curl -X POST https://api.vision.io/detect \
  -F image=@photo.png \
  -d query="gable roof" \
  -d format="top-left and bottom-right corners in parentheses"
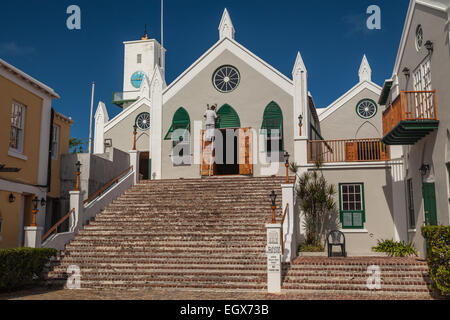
top-left (0, 58), bottom-right (59, 99)
top-left (163, 37), bottom-right (293, 103)
top-left (104, 96), bottom-right (151, 133)
top-left (392, 0), bottom-right (449, 77)
top-left (318, 81), bottom-right (382, 122)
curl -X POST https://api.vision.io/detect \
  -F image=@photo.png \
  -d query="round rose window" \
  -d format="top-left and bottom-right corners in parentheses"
top-left (213, 65), bottom-right (240, 93)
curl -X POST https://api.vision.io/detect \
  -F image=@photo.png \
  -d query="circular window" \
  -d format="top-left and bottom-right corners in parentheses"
top-left (135, 112), bottom-right (150, 130)
top-left (356, 99), bottom-right (377, 119)
top-left (416, 25), bottom-right (423, 51)
top-left (213, 65), bottom-right (240, 93)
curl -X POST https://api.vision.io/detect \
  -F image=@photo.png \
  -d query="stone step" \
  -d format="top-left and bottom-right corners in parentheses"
top-left (83, 225), bottom-right (266, 231)
top-left (63, 245), bottom-right (266, 254)
top-left (47, 273), bottom-right (266, 283)
top-left (282, 284), bottom-right (431, 293)
top-left (76, 231), bottom-right (266, 237)
top-left (57, 252), bottom-right (266, 260)
top-left (46, 279), bottom-right (267, 290)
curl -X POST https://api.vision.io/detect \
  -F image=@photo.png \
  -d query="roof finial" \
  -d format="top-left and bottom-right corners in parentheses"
top-left (358, 54), bottom-right (372, 82)
top-left (219, 8), bottom-right (235, 40)
top-left (141, 24), bottom-right (149, 40)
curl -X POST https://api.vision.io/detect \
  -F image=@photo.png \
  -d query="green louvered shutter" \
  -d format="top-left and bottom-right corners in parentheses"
top-left (261, 102), bottom-right (283, 133)
top-left (164, 107), bottom-right (190, 140)
top-left (216, 104), bottom-right (241, 128)
top-left (261, 102), bottom-right (283, 151)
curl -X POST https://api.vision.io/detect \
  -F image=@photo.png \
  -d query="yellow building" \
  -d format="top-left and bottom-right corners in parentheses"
top-left (0, 58), bottom-right (73, 248)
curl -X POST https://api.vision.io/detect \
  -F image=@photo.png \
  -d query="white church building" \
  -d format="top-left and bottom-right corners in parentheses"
top-left (91, 6), bottom-right (446, 256)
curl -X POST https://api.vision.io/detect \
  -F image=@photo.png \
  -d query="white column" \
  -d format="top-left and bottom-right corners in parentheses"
top-left (24, 226), bottom-right (43, 248)
top-left (150, 66), bottom-right (163, 179)
top-left (281, 184), bottom-right (296, 262)
top-left (266, 223), bottom-right (282, 293)
top-left (129, 150), bottom-right (140, 184)
top-left (292, 52), bottom-right (310, 176)
top-left (390, 158), bottom-right (408, 241)
top-left (69, 190), bottom-right (83, 231)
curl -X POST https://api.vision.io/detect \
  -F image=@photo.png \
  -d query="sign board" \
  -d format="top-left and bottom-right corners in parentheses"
top-left (267, 254), bottom-right (281, 273)
top-left (266, 245), bottom-right (281, 254)
top-left (268, 230), bottom-right (279, 245)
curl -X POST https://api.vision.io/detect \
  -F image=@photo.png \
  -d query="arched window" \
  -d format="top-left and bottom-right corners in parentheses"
top-left (164, 107), bottom-right (190, 140)
top-left (215, 104), bottom-right (241, 128)
top-left (164, 107), bottom-right (191, 165)
top-left (261, 101), bottom-right (283, 153)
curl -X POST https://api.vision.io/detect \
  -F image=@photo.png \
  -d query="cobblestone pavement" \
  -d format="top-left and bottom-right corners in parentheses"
top-left (0, 287), bottom-right (436, 300)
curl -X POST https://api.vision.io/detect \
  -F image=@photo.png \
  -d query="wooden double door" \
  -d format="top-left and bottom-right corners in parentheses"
top-left (201, 128), bottom-right (253, 176)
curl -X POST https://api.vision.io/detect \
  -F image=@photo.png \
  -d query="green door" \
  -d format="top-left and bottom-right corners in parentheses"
top-left (422, 182), bottom-right (437, 226)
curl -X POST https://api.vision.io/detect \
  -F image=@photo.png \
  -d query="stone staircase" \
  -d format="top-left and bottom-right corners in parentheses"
top-left (46, 176), bottom-right (432, 297)
top-left (46, 176), bottom-right (284, 290)
top-left (282, 257), bottom-right (432, 296)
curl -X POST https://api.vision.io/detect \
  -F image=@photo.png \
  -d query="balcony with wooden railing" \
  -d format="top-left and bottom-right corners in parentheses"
top-left (307, 138), bottom-right (390, 164)
top-left (382, 90), bottom-right (439, 145)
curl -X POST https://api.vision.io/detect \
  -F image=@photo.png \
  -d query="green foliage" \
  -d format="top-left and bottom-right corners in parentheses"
top-left (422, 225), bottom-right (450, 296)
top-left (69, 137), bottom-right (87, 154)
top-left (299, 243), bottom-right (324, 253)
top-left (296, 167), bottom-right (337, 247)
top-left (0, 247), bottom-right (57, 292)
top-left (288, 161), bottom-right (298, 175)
top-left (371, 239), bottom-right (418, 257)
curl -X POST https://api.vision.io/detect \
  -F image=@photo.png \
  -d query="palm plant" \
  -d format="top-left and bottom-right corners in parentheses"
top-left (291, 162), bottom-right (337, 247)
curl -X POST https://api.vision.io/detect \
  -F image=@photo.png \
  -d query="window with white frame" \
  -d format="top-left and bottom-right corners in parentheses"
top-left (9, 102), bottom-right (26, 153)
top-left (413, 58), bottom-right (432, 91)
top-left (339, 183), bottom-right (365, 229)
top-left (51, 125), bottom-right (60, 160)
top-left (413, 59), bottom-right (433, 118)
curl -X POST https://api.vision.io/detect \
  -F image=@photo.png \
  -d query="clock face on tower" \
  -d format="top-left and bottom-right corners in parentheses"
top-left (130, 71), bottom-right (146, 88)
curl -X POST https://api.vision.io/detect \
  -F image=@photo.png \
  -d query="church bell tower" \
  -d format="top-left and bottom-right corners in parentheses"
top-left (118, 28), bottom-right (164, 107)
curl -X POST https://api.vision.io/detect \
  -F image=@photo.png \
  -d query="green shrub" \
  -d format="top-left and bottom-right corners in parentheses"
top-left (0, 247), bottom-right (57, 292)
top-left (299, 243), bottom-right (325, 253)
top-left (422, 225), bottom-right (450, 296)
top-left (371, 239), bottom-right (418, 257)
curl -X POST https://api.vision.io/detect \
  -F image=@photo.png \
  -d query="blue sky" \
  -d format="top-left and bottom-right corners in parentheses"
top-left (0, 0), bottom-right (409, 144)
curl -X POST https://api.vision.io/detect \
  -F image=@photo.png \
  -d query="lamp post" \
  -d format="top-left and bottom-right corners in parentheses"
top-left (31, 196), bottom-right (39, 227)
top-left (75, 161), bottom-right (82, 191)
top-left (270, 190), bottom-right (277, 224)
top-left (424, 40), bottom-right (433, 55)
top-left (419, 164), bottom-right (430, 177)
top-left (298, 114), bottom-right (303, 136)
top-left (133, 124), bottom-right (138, 151)
top-left (402, 67), bottom-right (410, 80)
top-left (284, 151), bottom-right (290, 184)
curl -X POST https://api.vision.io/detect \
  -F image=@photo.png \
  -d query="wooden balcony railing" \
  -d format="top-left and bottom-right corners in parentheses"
top-left (307, 138), bottom-right (390, 163)
top-left (383, 90), bottom-right (438, 136)
top-left (42, 208), bottom-right (75, 242)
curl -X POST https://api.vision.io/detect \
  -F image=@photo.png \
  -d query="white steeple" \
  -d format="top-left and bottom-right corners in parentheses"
top-left (93, 101), bottom-right (109, 154)
top-left (292, 51), bottom-right (307, 76)
top-left (219, 8), bottom-right (235, 40)
top-left (292, 51), bottom-right (309, 141)
top-left (358, 54), bottom-right (372, 82)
